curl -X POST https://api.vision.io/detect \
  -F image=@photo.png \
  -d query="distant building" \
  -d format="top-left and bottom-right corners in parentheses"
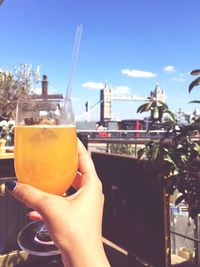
top-left (119, 119), bottom-right (147, 130)
top-left (176, 107), bottom-right (200, 125)
top-left (103, 120), bottom-right (120, 130)
top-left (76, 121), bottom-right (97, 130)
top-left (32, 75), bottom-right (63, 99)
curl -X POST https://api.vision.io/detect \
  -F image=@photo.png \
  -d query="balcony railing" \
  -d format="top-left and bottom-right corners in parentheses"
top-left (77, 129), bottom-right (170, 144)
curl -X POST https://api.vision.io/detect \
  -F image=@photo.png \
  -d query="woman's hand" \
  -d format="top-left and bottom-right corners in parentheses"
top-left (6, 139), bottom-right (110, 267)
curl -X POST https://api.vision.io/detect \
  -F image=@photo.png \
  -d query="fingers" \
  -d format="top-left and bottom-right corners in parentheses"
top-left (5, 181), bottom-right (53, 212)
top-left (28, 210), bottom-right (43, 221)
top-left (71, 171), bottom-right (85, 190)
top-left (6, 140), bottom-right (101, 210)
top-left (77, 139), bottom-right (97, 177)
top-left (76, 140), bottom-right (103, 192)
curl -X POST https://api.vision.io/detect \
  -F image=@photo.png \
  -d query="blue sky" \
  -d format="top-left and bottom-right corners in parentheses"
top-left (0, 0), bottom-right (200, 121)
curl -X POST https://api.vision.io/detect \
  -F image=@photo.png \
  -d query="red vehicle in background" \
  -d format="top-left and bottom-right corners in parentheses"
top-left (96, 124), bottom-right (108, 138)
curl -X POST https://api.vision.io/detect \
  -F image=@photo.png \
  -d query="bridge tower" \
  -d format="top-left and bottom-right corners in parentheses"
top-left (100, 83), bottom-right (112, 122)
top-left (149, 83), bottom-right (165, 102)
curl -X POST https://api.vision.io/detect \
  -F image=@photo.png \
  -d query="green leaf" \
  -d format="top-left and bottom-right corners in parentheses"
top-left (190, 69), bottom-right (200, 76)
top-left (175, 194), bottom-right (185, 206)
top-left (151, 146), bottom-right (159, 161)
top-left (158, 101), bottom-right (168, 109)
top-left (137, 103), bottom-right (148, 113)
top-left (153, 106), bottom-right (159, 119)
top-left (180, 154), bottom-right (187, 163)
top-left (189, 100), bottom-right (200, 104)
top-left (163, 155), bottom-right (171, 164)
top-left (188, 77), bottom-right (200, 93)
top-left (137, 148), bottom-right (147, 159)
top-left (164, 110), bottom-right (176, 122)
top-left (137, 101), bottom-right (153, 113)
top-left (193, 143), bottom-right (200, 153)
top-left (145, 101), bottom-right (154, 111)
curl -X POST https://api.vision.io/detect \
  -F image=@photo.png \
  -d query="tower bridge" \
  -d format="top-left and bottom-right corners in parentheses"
top-left (100, 83), bottom-right (165, 122)
top-left (76, 83), bottom-right (165, 122)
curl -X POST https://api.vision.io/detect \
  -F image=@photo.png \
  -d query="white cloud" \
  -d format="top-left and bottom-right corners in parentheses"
top-left (81, 81), bottom-right (105, 90)
top-left (121, 68), bottom-right (156, 78)
top-left (164, 65), bottom-right (176, 73)
top-left (172, 77), bottom-right (185, 82)
top-left (112, 85), bottom-right (131, 95)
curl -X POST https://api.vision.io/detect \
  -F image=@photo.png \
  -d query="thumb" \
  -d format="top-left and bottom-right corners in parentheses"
top-left (5, 180), bottom-right (51, 212)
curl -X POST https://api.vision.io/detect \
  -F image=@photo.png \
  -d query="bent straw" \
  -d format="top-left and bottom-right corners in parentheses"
top-left (65, 24), bottom-right (83, 99)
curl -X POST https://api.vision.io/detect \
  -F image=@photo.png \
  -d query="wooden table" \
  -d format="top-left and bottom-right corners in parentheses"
top-left (0, 152), bottom-right (14, 159)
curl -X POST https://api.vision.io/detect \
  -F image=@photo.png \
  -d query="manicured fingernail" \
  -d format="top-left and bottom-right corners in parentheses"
top-left (5, 181), bottom-right (17, 191)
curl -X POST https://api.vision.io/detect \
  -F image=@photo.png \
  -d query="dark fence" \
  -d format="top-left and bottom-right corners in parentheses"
top-left (0, 159), bottom-right (29, 254)
top-left (91, 152), bottom-right (170, 267)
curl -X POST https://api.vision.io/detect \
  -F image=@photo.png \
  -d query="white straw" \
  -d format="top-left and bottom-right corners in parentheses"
top-left (66, 24), bottom-right (83, 99)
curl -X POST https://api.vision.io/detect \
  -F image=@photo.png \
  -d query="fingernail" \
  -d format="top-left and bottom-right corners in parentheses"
top-left (5, 181), bottom-right (17, 191)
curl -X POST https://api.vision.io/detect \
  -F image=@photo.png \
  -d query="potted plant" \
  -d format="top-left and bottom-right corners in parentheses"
top-left (0, 64), bottom-right (40, 120)
top-left (0, 119), bottom-right (15, 147)
top-left (137, 72), bottom-right (200, 219)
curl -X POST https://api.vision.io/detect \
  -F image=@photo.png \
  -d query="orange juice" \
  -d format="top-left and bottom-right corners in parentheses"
top-left (14, 125), bottom-right (78, 195)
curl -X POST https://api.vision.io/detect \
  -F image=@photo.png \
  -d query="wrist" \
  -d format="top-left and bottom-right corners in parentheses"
top-left (61, 237), bottom-right (111, 267)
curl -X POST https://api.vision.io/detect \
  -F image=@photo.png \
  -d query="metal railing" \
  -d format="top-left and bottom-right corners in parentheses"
top-left (77, 129), bottom-right (171, 144)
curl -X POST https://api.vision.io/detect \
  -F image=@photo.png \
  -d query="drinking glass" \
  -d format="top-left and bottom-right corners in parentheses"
top-left (14, 98), bottom-right (78, 256)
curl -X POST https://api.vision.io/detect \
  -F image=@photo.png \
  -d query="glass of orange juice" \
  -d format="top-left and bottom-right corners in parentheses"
top-left (14, 98), bottom-right (78, 256)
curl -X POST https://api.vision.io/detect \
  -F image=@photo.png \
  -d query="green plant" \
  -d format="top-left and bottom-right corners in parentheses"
top-left (189, 69), bottom-right (200, 104)
top-left (0, 64), bottom-right (40, 120)
top-left (137, 76), bottom-right (200, 219)
top-left (0, 119), bottom-right (15, 139)
top-left (109, 143), bottom-right (135, 156)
